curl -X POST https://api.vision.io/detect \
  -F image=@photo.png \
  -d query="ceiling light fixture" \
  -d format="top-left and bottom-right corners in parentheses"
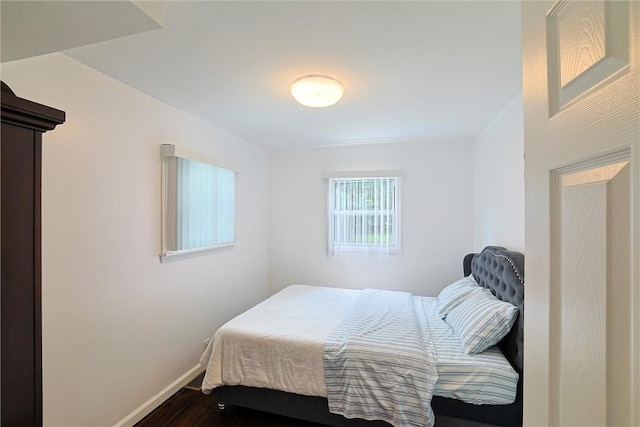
top-left (290, 74), bottom-right (344, 108)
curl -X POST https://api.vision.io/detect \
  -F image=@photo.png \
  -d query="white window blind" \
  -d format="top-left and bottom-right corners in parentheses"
top-left (175, 158), bottom-right (235, 250)
top-left (327, 175), bottom-right (401, 255)
top-left (161, 144), bottom-right (241, 262)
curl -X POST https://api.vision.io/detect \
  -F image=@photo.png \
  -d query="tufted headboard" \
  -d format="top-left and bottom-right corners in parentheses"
top-left (463, 246), bottom-right (524, 377)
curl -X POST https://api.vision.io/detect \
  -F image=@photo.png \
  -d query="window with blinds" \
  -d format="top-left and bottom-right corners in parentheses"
top-left (327, 174), bottom-right (401, 255)
top-left (161, 144), bottom-right (241, 262)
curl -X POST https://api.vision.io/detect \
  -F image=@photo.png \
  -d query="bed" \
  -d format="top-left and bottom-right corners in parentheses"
top-left (200, 246), bottom-right (524, 427)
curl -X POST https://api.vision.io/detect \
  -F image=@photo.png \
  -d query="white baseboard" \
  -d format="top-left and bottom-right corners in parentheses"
top-left (113, 364), bottom-right (205, 427)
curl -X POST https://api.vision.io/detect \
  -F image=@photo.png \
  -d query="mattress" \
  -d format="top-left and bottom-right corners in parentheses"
top-left (200, 284), bottom-right (518, 405)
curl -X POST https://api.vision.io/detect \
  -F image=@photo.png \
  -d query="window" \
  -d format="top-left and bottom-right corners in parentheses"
top-left (326, 172), bottom-right (402, 255)
top-left (161, 144), bottom-right (241, 262)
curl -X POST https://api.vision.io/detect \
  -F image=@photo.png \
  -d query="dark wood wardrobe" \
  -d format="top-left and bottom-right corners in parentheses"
top-left (1, 81), bottom-right (65, 426)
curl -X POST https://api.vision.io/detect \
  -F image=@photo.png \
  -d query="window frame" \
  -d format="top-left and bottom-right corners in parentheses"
top-left (325, 171), bottom-right (403, 255)
top-left (160, 144), bottom-right (242, 263)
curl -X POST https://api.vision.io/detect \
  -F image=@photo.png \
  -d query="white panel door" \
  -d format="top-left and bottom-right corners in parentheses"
top-left (522, 1), bottom-right (639, 426)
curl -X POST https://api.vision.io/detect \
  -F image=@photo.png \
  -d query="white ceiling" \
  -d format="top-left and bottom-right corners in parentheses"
top-left (2, 1), bottom-right (523, 150)
top-left (0, 1), bottom-right (163, 62)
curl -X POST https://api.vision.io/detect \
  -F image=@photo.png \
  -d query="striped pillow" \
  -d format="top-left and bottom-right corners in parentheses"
top-left (437, 275), bottom-right (482, 319)
top-left (445, 289), bottom-right (518, 355)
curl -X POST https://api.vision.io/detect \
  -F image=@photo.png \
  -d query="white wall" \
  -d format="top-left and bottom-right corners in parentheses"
top-left (1, 54), bottom-right (269, 426)
top-left (268, 141), bottom-right (474, 297)
top-left (472, 93), bottom-right (525, 252)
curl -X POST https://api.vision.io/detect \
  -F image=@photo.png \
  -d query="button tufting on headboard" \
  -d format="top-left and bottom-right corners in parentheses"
top-left (465, 246), bottom-right (524, 378)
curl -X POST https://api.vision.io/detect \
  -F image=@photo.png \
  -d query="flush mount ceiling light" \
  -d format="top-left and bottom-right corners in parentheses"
top-left (290, 74), bottom-right (345, 108)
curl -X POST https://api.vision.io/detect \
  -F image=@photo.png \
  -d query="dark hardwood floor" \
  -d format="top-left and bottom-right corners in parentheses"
top-left (134, 377), bottom-right (324, 427)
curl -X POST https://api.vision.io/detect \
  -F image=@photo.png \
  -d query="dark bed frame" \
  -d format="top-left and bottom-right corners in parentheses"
top-left (213, 246), bottom-right (524, 427)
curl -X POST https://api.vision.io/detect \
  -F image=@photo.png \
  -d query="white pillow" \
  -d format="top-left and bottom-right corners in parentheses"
top-left (445, 289), bottom-right (518, 355)
top-left (437, 275), bottom-right (482, 319)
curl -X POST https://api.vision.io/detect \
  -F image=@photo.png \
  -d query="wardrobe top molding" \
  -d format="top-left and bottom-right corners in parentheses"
top-left (1, 81), bottom-right (65, 131)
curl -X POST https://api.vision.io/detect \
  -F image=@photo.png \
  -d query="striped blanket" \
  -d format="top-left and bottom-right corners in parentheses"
top-left (323, 289), bottom-right (439, 427)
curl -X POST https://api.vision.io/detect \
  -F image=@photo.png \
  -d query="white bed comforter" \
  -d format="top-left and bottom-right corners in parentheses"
top-left (200, 284), bottom-right (518, 406)
top-left (200, 285), bottom-right (359, 396)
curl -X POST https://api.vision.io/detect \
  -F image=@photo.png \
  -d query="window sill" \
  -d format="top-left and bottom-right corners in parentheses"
top-left (329, 246), bottom-right (401, 255)
top-left (160, 243), bottom-right (235, 263)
